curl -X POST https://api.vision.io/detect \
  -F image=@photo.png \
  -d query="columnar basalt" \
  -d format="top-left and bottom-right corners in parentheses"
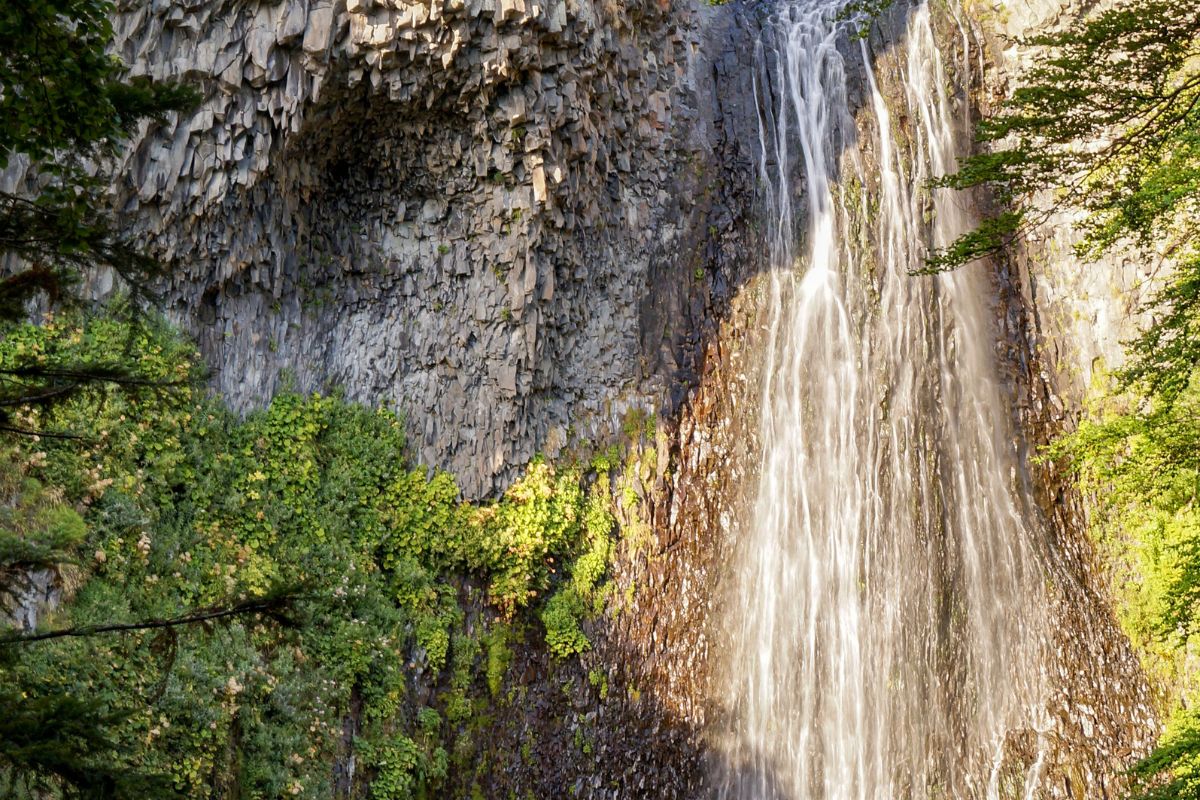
top-left (110, 0), bottom-right (741, 498)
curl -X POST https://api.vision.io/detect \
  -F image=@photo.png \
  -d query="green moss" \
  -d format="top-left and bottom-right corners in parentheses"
top-left (484, 623), bottom-right (514, 698)
top-left (587, 668), bottom-right (609, 700)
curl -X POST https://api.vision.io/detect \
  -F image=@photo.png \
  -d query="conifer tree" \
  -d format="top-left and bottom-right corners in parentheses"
top-left (0, 2), bottom-right (197, 795)
top-left (0, 0), bottom-right (198, 433)
top-left (933, 0), bottom-right (1200, 402)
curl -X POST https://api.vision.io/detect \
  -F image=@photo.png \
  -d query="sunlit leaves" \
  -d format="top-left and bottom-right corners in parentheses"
top-left (932, 0), bottom-right (1200, 404)
top-left (1056, 371), bottom-right (1200, 799)
top-left (0, 314), bottom-right (619, 797)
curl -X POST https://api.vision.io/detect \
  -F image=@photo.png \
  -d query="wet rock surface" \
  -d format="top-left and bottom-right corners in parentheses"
top-left (561, 2), bottom-right (1157, 796)
top-left (423, 8), bottom-right (767, 795)
top-left (971, 2), bottom-right (1161, 795)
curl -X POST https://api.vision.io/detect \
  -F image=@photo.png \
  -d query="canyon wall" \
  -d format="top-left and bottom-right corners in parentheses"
top-left (974, 1), bottom-right (1165, 790)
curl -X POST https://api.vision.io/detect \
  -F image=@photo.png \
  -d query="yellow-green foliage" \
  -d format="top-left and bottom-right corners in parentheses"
top-left (575, 474), bottom-right (616, 599)
top-left (1057, 370), bottom-right (1200, 798)
top-left (0, 443), bottom-right (87, 616)
top-left (470, 460), bottom-right (584, 616)
top-left (1062, 377), bottom-right (1200, 674)
top-left (540, 472), bottom-right (617, 659)
top-left (358, 735), bottom-right (447, 800)
top-left (484, 623), bottom-right (513, 698)
top-left (541, 586), bottom-right (590, 659)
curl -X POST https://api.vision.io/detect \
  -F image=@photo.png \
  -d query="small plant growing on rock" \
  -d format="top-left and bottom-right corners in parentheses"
top-left (541, 588), bottom-right (589, 659)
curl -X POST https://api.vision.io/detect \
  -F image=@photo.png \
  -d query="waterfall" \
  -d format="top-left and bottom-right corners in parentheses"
top-left (713, 2), bottom-right (1052, 798)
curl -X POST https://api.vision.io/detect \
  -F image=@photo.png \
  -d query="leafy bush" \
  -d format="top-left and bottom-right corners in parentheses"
top-left (541, 588), bottom-right (590, 659)
top-left (358, 735), bottom-right (447, 800)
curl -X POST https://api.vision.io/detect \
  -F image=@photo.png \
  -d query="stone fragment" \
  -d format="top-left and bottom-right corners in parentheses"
top-left (302, 2), bottom-right (335, 54)
top-left (531, 164), bottom-right (547, 204)
top-left (277, 0), bottom-right (308, 44)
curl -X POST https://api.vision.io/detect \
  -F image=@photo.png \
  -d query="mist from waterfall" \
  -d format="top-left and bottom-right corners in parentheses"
top-left (713, 2), bottom-right (1053, 798)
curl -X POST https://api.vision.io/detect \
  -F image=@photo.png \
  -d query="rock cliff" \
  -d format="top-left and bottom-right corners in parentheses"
top-left (111, 0), bottom-right (740, 498)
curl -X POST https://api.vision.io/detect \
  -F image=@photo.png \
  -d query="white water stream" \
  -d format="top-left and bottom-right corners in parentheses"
top-left (714, 2), bottom-right (1052, 797)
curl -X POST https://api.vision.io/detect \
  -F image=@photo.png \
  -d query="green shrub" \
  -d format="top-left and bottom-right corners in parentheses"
top-left (360, 735), bottom-right (448, 800)
top-left (541, 587), bottom-right (589, 659)
top-left (0, 311), bottom-right (625, 798)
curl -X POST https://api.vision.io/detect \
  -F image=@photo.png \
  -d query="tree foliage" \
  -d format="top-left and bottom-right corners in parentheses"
top-left (0, 7), bottom-right (204, 786)
top-left (0, 0), bottom-right (192, 164)
top-left (0, 0), bottom-right (195, 296)
top-left (934, 0), bottom-right (1200, 400)
top-left (0, 0), bottom-right (197, 432)
top-left (0, 314), bottom-right (620, 798)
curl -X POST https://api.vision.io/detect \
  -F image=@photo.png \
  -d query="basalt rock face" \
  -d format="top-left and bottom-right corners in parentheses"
top-left (415, 8), bottom-right (766, 795)
top-left (107, 2), bottom-right (763, 793)
top-left (111, 0), bottom-right (742, 498)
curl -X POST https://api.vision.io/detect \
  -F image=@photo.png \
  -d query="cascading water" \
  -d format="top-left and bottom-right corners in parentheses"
top-left (714, 1), bottom-right (1053, 797)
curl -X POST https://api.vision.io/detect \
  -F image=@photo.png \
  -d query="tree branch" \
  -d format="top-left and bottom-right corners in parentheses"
top-left (0, 596), bottom-right (296, 645)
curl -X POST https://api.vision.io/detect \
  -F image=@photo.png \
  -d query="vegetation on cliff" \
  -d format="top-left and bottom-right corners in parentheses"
top-left (938, 0), bottom-right (1200, 796)
top-left (0, 0), bottom-right (197, 424)
top-left (1056, 377), bottom-right (1200, 799)
top-left (14, 0), bottom-right (1200, 795)
top-left (0, 313), bottom-right (621, 798)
